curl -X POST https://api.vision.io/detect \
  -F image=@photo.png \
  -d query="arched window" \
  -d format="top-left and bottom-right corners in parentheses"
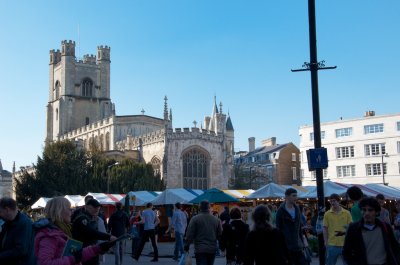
top-left (182, 148), bottom-right (209, 189)
top-left (55, 108), bottom-right (58, 121)
top-left (81, 78), bottom-right (93, 97)
top-left (54, 81), bottom-right (60, 100)
top-left (151, 156), bottom-right (161, 176)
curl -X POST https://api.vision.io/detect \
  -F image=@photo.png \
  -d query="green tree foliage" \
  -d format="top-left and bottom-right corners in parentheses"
top-left (15, 140), bottom-right (165, 209)
top-left (229, 166), bottom-right (251, 189)
top-left (15, 170), bottom-right (41, 210)
top-left (35, 140), bottom-right (89, 196)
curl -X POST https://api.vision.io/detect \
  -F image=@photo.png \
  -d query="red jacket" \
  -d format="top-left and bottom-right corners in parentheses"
top-left (35, 225), bottom-right (101, 265)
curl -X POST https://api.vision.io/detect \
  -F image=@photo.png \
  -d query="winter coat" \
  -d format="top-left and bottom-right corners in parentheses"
top-left (219, 219), bottom-right (249, 263)
top-left (275, 203), bottom-right (304, 251)
top-left (342, 218), bottom-right (400, 265)
top-left (108, 210), bottom-right (129, 237)
top-left (243, 227), bottom-right (289, 265)
top-left (34, 219), bottom-right (101, 265)
top-left (0, 211), bottom-right (36, 265)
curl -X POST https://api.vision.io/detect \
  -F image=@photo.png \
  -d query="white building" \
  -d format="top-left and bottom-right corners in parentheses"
top-left (299, 111), bottom-right (400, 186)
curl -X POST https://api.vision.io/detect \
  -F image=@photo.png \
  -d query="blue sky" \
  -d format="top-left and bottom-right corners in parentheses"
top-left (1, 1), bottom-right (399, 171)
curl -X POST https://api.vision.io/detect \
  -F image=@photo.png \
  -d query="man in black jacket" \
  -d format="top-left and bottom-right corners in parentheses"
top-left (72, 198), bottom-right (117, 265)
top-left (343, 197), bottom-right (400, 265)
top-left (0, 197), bottom-right (36, 265)
top-left (276, 188), bottom-right (307, 265)
top-left (108, 202), bottom-right (129, 265)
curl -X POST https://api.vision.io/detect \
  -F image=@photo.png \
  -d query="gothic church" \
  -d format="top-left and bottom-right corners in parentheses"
top-left (46, 40), bottom-right (234, 189)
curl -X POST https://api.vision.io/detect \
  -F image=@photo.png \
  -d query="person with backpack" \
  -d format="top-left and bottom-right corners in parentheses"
top-left (219, 207), bottom-right (249, 265)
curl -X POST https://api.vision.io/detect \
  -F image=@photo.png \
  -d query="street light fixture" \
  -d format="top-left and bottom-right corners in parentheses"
top-left (107, 162), bottom-right (119, 193)
top-left (381, 153), bottom-right (389, 186)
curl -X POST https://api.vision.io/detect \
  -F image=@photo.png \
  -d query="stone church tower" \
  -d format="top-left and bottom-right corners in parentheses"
top-left (46, 40), bottom-right (113, 142)
top-left (47, 40), bottom-right (234, 189)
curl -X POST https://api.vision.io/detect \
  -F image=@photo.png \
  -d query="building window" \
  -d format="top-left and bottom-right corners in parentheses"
top-left (337, 165), bottom-right (356, 178)
top-left (366, 163), bottom-right (386, 176)
top-left (397, 122), bottom-right (400, 131)
top-left (55, 108), bottom-right (58, 121)
top-left (292, 167), bottom-right (297, 180)
top-left (335, 127), bottom-right (352, 138)
top-left (310, 131), bottom-right (325, 141)
top-left (85, 117), bottom-right (90, 125)
top-left (292, 153), bottom-right (296, 162)
top-left (310, 169), bottom-right (328, 179)
top-left (183, 148), bottom-right (209, 189)
top-left (365, 143), bottom-right (385, 156)
top-left (150, 156), bottom-right (161, 176)
top-left (82, 78), bottom-right (93, 97)
top-left (398, 141), bottom-right (400, 154)
top-left (364, 123), bottom-right (384, 134)
top-left (336, 146), bottom-right (355, 159)
top-left (54, 80), bottom-right (60, 100)
top-left (300, 169), bottom-right (304, 179)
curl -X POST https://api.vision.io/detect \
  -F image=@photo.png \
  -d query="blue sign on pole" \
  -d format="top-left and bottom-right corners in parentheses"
top-left (306, 148), bottom-right (328, 171)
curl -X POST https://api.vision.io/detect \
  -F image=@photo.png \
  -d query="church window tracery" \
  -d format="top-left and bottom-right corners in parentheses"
top-left (81, 78), bottom-right (93, 97)
top-left (150, 156), bottom-right (161, 176)
top-left (182, 148), bottom-right (209, 189)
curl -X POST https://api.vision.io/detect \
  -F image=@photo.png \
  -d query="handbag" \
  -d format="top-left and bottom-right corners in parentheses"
top-left (303, 247), bottom-right (312, 264)
top-left (179, 253), bottom-right (192, 265)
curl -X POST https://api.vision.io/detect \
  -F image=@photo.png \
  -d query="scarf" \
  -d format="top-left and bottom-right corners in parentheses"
top-left (54, 220), bottom-right (72, 238)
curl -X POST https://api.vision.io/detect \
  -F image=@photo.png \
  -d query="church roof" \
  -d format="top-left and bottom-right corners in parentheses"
top-left (226, 116), bottom-right (234, 131)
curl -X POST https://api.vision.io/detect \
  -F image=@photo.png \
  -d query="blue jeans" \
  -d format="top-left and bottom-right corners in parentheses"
top-left (326, 245), bottom-right (344, 265)
top-left (195, 253), bottom-right (216, 265)
top-left (174, 231), bottom-right (184, 259)
top-left (113, 240), bottom-right (124, 265)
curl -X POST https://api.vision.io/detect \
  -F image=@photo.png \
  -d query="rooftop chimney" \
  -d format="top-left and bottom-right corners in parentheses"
top-left (248, 137), bottom-right (255, 152)
top-left (261, 137), bottom-right (276, 147)
top-left (364, 110), bottom-right (375, 117)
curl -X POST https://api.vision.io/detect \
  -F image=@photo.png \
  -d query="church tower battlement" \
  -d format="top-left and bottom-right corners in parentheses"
top-left (46, 40), bottom-right (113, 144)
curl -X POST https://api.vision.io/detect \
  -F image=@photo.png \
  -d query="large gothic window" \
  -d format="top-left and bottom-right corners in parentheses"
top-left (82, 78), bottom-right (93, 97)
top-left (182, 148), bottom-right (209, 189)
top-left (150, 156), bottom-right (161, 176)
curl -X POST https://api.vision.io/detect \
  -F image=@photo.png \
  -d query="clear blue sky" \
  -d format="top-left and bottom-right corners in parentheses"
top-left (1, 1), bottom-right (399, 172)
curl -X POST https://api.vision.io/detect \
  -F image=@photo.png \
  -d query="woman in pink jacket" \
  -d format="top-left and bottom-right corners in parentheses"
top-left (34, 197), bottom-right (114, 265)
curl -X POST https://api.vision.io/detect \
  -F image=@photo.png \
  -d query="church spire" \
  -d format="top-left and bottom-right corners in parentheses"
top-left (169, 108), bottom-right (172, 121)
top-left (164, 96), bottom-right (169, 120)
top-left (212, 95), bottom-right (219, 115)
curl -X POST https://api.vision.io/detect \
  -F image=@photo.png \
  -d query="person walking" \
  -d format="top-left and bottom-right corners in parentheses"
top-left (243, 205), bottom-right (289, 265)
top-left (72, 198), bottom-right (117, 265)
top-left (0, 197), bottom-right (36, 265)
top-left (129, 210), bottom-right (143, 258)
top-left (276, 188), bottom-right (306, 265)
top-left (184, 200), bottom-right (222, 265)
top-left (108, 202), bottom-right (130, 265)
top-left (376, 194), bottom-right (391, 224)
top-left (346, 186), bottom-right (364, 222)
top-left (133, 202), bottom-right (159, 262)
top-left (343, 197), bottom-right (400, 265)
top-left (34, 197), bottom-right (115, 265)
top-left (171, 202), bottom-right (187, 261)
top-left (220, 207), bottom-right (249, 265)
top-left (323, 193), bottom-right (352, 265)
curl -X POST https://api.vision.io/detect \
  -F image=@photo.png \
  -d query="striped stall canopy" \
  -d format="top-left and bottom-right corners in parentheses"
top-left (122, 191), bottom-right (162, 207)
top-left (76, 193), bottom-right (126, 206)
top-left (222, 190), bottom-right (255, 199)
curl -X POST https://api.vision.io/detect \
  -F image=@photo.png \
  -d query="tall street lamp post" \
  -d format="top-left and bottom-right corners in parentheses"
top-left (382, 153), bottom-right (389, 185)
top-left (107, 162), bottom-right (119, 193)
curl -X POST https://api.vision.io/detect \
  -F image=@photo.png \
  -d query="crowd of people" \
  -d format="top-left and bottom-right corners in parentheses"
top-left (1, 186), bottom-right (400, 265)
